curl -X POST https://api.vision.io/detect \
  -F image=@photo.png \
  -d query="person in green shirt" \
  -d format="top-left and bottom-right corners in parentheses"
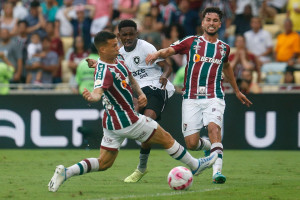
top-left (75, 45), bottom-right (98, 94)
top-left (172, 65), bottom-right (185, 93)
top-left (0, 52), bottom-right (15, 95)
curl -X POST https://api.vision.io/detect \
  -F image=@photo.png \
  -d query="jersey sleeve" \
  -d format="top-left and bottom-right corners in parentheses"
top-left (223, 44), bottom-right (231, 63)
top-left (94, 65), bottom-right (113, 90)
top-left (170, 36), bottom-right (194, 55)
top-left (142, 41), bottom-right (164, 63)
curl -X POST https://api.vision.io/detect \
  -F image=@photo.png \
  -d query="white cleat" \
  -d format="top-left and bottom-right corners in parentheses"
top-left (192, 152), bottom-right (218, 176)
top-left (48, 165), bottom-right (66, 192)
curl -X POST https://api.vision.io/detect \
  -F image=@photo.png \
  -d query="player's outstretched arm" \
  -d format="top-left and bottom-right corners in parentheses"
top-left (129, 74), bottom-right (147, 108)
top-left (86, 58), bottom-right (97, 68)
top-left (222, 62), bottom-right (252, 107)
top-left (157, 61), bottom-right (172, 89)
top-left (82, 88), bottom-right (103, 102)
top-left (145, 47), bottom-right (176, 65)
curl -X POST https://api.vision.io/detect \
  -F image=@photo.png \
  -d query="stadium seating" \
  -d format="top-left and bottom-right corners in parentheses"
top-left (261, 62), bottom-right (287, 84)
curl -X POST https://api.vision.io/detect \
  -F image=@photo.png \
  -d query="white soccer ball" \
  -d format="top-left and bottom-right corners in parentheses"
top-left (167, 166), bottom-right (193, 190)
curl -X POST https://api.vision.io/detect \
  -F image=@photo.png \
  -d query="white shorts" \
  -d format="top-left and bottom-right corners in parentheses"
top-left (101, 114), bottom-right (158, 151)
top-left (90, 16), bottom-right (109, 35)
top-left (182, 98), bottom-right (225, 137)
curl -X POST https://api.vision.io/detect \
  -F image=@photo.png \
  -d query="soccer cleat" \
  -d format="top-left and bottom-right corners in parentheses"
top-left (192, 152), bottom-right (218, 176)
top-left (48, 165), bottom-right (66, 192)
top-left (213, 172), bottom-right (226, 184)
top-left (124, 169), bottom-right (148, 183)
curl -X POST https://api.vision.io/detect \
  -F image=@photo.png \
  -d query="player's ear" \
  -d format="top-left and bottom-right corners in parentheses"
top-left (117, 32), bottom-right (121, 39)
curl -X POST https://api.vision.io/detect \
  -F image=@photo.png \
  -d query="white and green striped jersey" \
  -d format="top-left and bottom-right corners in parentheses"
top-left (171, 35), bottom-right (230, 99)
top-left (94, 57), bottom-right (139, 130)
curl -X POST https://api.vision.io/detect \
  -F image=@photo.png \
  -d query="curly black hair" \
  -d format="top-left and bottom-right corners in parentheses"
top-left (202, 7), bottom-right (223, 20)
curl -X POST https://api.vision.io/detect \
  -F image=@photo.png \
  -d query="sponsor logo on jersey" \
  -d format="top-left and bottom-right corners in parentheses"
top-left (133, 56), bottom-right (140, 65)
top-left (193, 54), bottom-right (222, 64)
top-left (183, 123), bottom-right (187, 131)
top-left (95, 80), bottom-right (102, 87)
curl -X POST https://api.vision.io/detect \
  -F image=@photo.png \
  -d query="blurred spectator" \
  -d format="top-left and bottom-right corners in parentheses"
top-left (172, 65), bottom-right (185, 93)
top-left (26, 33), bottom-right (42, 84)
top-left (280, 67), bottom-right (300, 90)
top-left (275, 18), bottom-right (300, 65)
top-left (267, 0), bottom-right (287, 13)
top-left (0, 28), bottom-right (23, 83)
top-left (41, 0), bottom-right (59, 22)
top-left (73, 0), bottom-right (87, 5)
top-left (233, 4), bottom-right (252, 36)
top-left (55, 0), bottom-right (76, 37)
top-left (139, 14), bottom-right (162, 50)
top-left (45, 21), bottom-right (64, 83)
top-left (25, 1), bottom-right (47, 38)
top-left (162, 23), bottom-right (186, 73)
top-left (65, 4), bottom-right (94, 50)
top-left (9, 0), bottom-right (29, 20)
top-left (68, 35), bottom-right (89, 92)
top-left (15, 20), bottom-right (30, 83)
top-left (149, 4), bottom-right (164, 32)
top-left (200, 0), bottom-right (234, 42)
top-left (75, 44), bottom-right (98, 94)
top-left (229, 35), bottom-right (261, 83)
top-left (189, 0), bottom-right (203, 11)
top-left (233, 0), bottom-right (259, 16)
top-left (244, 17), bottom-right (273, 64)
top-left (236, 70), bottom-right (261, 94)
top-left (259, 0), bottom-right (277, 24)
top-left (88, 0), bottom-right (112, 36)
top-left (287, 0), bottom-right (300, 33)
top-left (158, 0), bottom-right (178, 27)
top-left (0, 2), bottom-right (18, 36)
top-left (173, 0), bottom-right (199, 36)
top-left (26, 37), bottom-right (58, 84)
top-left (118, 0), bottom-right (140, 20)
top-left (0, 54), bottom-right (14, 95)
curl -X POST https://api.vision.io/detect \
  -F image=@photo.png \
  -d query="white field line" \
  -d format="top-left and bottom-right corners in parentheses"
top-left (87, 187), bottom-right (223, 200)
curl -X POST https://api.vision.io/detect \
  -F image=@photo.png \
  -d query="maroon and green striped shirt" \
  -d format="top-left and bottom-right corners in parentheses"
top-left (94, 56), bottom-right (139, 130)
top-left (171, 35), bottom-right (230, 99)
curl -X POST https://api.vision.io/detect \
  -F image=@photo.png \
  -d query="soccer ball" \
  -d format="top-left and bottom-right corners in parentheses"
top-left (167, 166), bottom-right (193, 190)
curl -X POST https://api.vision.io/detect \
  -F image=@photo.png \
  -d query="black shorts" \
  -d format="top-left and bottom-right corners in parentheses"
top-left (140, 86), bottom-right (168, 120)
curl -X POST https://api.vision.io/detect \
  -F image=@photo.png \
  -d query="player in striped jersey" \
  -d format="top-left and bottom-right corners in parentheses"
top-left (48, 31), bottom-right (218, 192)
top-left (146, 7), bottom-right (252, 184)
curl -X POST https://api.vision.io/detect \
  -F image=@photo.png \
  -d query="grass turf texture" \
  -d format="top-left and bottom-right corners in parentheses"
top-left (0, 150), bottom-right (299, 200)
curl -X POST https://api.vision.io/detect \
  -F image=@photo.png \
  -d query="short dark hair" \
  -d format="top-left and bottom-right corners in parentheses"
top-left (118, 20), bottom-right (137, 32)
top-left (30, 0), bottom-right (40, 8)
top-left (18, 20), bottom-right (28, 26)
top-left (202, 7), bottom-right (223, 21)
top-left (94, 31), bottom-right (116, 48)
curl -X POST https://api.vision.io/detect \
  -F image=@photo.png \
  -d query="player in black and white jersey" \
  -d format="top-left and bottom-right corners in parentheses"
top-left (118, 19), bottom-right (175, 183)
top-left (86, 20), bottom-right (176, 182)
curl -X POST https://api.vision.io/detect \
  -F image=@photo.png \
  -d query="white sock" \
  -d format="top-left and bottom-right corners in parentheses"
top-left (210, 143), bottom-right (223, 175)
top-left (196, 138), bottom-right (211, 151)
top-left (165, 140), bottom-right (199, 171)
top-left (66, 158), bottom-right (99, 179)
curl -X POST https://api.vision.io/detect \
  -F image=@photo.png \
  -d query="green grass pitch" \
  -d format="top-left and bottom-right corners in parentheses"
top-left (0, 149), bottom-right (299, 200)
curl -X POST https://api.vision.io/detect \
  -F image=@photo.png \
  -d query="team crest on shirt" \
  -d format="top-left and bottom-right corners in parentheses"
top-left (219, 44), bottom-right (226, 57)
top-left (133, 56), bottom-right (140, 65)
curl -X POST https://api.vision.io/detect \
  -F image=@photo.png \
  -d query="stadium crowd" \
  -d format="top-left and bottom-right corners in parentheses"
top-left (0, 0), bottom-right (299, 95)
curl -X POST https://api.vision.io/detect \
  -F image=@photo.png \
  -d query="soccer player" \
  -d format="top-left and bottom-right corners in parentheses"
top-left (48, 31), bottom-right (218, 192)
top-left (146, 7), bottom-right (253, 184)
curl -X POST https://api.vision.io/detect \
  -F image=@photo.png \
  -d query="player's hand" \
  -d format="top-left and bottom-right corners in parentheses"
top-left (86, 58), bottom-right (97, 68)
top-left (145, 52), bottom-right (159, 65)
top-left (236, 91), bottom-right (252, 107)
top-left (82, 88), bottom-right (97, 102)
top-left (159, 76), bottom-right (168, 89)
top-left (137, 93), bottom-right (147, 108)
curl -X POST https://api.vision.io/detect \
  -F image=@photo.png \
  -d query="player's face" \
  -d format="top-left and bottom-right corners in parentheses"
top-left (202, 13), bottom-right (221, 36)
top-left (118, 27), bottom-right (138, 51)
top-left (104, 38), bottom-right (120, 59)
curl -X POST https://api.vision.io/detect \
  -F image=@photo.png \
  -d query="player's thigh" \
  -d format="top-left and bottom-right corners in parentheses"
top-left (142, 86), bottom-right (168, 120)
top-left (145, 124), bottom-right (174, 149)
top-left (182, 99), bottom-right (203, 137)
top-left (203, 98), bottom-right (225, 128)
